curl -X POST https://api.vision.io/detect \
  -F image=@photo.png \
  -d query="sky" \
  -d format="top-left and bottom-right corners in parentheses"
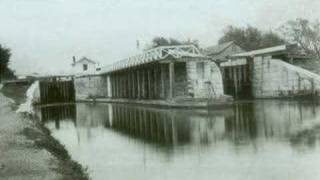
top-left (0, 0), bottom-right (319, 75)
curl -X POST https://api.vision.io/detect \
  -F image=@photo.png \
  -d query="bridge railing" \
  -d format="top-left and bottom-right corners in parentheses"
top-left (100, 45), bottom-right (204, 74)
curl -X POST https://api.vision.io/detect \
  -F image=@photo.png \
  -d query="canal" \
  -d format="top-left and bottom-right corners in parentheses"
top-left (36, 100), bottom-right (320, 180)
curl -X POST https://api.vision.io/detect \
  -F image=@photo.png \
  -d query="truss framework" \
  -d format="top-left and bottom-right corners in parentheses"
top-left (101, 45), bottom-right (205, 74)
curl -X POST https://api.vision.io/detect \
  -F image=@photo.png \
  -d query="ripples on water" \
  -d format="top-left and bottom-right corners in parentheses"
top-left (36, 100), bottom-right (320, 180)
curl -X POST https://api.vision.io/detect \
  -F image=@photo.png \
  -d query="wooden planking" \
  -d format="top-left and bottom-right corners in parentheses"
top-left (39, 80), bottom-right (75, 105)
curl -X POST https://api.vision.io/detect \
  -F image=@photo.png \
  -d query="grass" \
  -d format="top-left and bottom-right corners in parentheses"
top-left (0, 84), bottom-right (30, 104)
top-left (3, 84), bottom-right (90, 180)
top-left (21, 115), bottom-right (90, 180)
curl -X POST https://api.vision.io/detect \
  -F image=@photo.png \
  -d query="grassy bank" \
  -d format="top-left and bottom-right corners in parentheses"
top-left (0, 83), bottom-right (30, 104)
top-left (21, 114), bottom-right (90, 180)
top-left (1, 85), bottom-right (90, 180)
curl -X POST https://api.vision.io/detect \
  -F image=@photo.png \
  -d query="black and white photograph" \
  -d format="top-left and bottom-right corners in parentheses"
top-left (1, 0), bottom-right (320, 180)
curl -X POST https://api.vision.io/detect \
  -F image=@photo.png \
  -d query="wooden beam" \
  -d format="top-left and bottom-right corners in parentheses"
top-left (132, 71), bottom-right (135, 99)
top-left (154, 67), bottom-right (158, 99)
top-left (160, 64), bottom-right (166, 99)
top-left (114, 75), bottom-right (117, 98)
top-left (142, 69), bottom-right (146, 99)
top-left (127, 72), bottom-right (130, 98)
top-left (147, 69), bottom-right (152, 99)
top-left (137, 70), bottom-right (141, 99)
top-left (169, 62), bottom-right (175, 99)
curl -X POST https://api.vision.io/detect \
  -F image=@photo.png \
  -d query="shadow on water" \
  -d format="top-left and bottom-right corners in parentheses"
top-left (39, 103), bottom-right (234, 147)
top-left (36, 100), bottom-right (320, 180)
top-left (37, 100), bottom-right (320, 149)
top-left (40, 104), bottom-right (77, 129)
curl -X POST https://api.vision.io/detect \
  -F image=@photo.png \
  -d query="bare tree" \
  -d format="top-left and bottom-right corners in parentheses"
top-left (280, 18), bottom-right (320, 59)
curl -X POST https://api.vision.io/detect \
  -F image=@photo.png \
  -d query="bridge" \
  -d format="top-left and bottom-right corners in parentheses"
top-left (73, 43), bottom-right (320, 107)
top-left (74, 45), bottom-right (228, 107)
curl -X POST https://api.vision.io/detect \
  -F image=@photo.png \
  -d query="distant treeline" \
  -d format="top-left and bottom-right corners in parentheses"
top-left (0, 44), bottom-right (16, 82)
top-left (150, 18), bottom-right (320, 59)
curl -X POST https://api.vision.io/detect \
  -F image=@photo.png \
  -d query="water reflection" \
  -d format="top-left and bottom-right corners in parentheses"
top-left (225, 103), bottom-right (257, 145)
top-left (40, 104), bottom-right (76, 129)
top-left (37, 100), bottom-right (320, 180)
top-left (38, 101), bottom-right (320, 148)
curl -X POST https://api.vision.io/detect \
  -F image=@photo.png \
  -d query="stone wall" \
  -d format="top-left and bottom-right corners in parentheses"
top-left (174, 62), bottom-right (188, 97)
top-left (186, 61), bottom-right (224, 98)
top-left (252, 56), bottom-right (320, 98)
top-left (74, 75), bottom-right (108, 99)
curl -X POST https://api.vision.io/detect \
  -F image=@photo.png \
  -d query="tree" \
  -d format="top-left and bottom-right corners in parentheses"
top-left (0, 44), bottom-right (15, 82)
top-left (151, 37), bottom-right (198, 48)
top-left (219, 25), bottom-right (286, 51)
top-left (152, 37), bottom-right (170, 47)
top-left (280, 18), bottom-right (320, 59)
top-left (260, 31), bottom-right (286, 49)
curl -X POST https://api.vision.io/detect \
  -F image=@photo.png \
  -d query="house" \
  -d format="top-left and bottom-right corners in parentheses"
top-left (71, 56), bottom-right (100, 75)
top-left (202, 41), bottom-right (245, 62)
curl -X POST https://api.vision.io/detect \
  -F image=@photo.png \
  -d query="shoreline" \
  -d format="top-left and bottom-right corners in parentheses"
top-left (0, 90), bottom-right (90, 180)
top-left (75, 97), bottom-right (234, 109)
top-left (21, 113), bottom-right (90, 180)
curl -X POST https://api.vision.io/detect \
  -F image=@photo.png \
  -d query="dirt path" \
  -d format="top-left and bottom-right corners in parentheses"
top-left (0, 93), bottom-right (89, 180)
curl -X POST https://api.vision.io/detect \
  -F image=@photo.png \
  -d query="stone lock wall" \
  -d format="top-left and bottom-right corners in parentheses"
top-left (252, 56), bottom-right (320, 98)
top-left (186, 61), bottom-right (224, 98)
top-left (74, 75), bottom-right (108, 99)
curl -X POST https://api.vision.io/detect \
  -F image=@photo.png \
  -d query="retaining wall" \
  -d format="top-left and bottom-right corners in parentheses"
top-left (186, 61), bottom-right (224, 98)
top-left (74, 75), bottom-right (108, 99)
top-left (252, 56), bottom-right (320, 98)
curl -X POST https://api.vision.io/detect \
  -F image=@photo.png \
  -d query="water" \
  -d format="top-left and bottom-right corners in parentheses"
top-left (36, 100), bottom-right (320, 180)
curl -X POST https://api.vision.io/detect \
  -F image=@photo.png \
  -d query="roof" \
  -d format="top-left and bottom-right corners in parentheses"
top-left (202, 41), bottom-right (235, 56)
top-left (100, 45), bottom-right (206, 74)
top-left (231, 44), bottom-right (298, 58)
top-left (72, 57), bottom-right (97, 66)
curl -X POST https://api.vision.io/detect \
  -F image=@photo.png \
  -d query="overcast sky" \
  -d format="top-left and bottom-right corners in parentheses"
top-left (0, 0), bottom-right (319, 75)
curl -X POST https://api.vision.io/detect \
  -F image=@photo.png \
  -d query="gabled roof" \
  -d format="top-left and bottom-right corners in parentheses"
top-left (72, 57), bottom-right (97, 66)
top-left (231, 44), bottom-right (298, 58)
top-left (202, 41), bottom-right (235, 56)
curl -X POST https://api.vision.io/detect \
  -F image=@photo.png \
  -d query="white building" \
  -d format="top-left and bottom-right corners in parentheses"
top-left (71, 56), bottom-right (100, 75)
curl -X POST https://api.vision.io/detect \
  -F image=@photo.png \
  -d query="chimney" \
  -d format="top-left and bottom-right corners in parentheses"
top-left (72, 56), bottom-right (76, 64)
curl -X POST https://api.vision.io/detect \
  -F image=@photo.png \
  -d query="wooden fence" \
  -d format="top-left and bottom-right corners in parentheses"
top-left (39, 80), bottom-right (75, 104)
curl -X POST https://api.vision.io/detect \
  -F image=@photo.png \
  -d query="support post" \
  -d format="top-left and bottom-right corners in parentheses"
top-left (107, 75), bottom-right (112, 98)
top-left (142, 69), bottom-right (146, 99)
top-left (137, 70), bottom-right (141, 99)
top-left (118, 74), bottom-right (123, 98)
top-left (148, 69), bottom-right (152, 99)
top-left (115, 75), bottom-right (118, 98)
top-left (132, 71), bottom-right (135, 99)
top-left (123, 74), bottom-right (125, 98)
top-left (154, 67), bottom-right (158, 99)
top-left (169, 62), bottom-right (175, 99)
top-left (127, 72), bottom-right (130, 98)
top-left (122, 74), bottom-right (125, 98)
top-left (160, 64), bottom-right (166, 99)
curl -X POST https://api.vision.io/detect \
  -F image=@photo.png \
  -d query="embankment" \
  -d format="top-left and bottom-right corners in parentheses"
top-left (0, 85), bottom-right (89, 180)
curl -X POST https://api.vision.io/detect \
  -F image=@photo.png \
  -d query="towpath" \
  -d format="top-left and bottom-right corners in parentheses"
top-left (0, 93), bottom-right (61, 180)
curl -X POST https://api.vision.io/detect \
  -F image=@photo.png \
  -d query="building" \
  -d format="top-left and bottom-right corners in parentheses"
top-left (202, 41), bottom-right (245, 62)
top-left (220, 44), bottom-right (320, 99)
top-left (71, 56), bottom-right (100, 75)
top-left (74, 45), bottom-right (231, 107)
